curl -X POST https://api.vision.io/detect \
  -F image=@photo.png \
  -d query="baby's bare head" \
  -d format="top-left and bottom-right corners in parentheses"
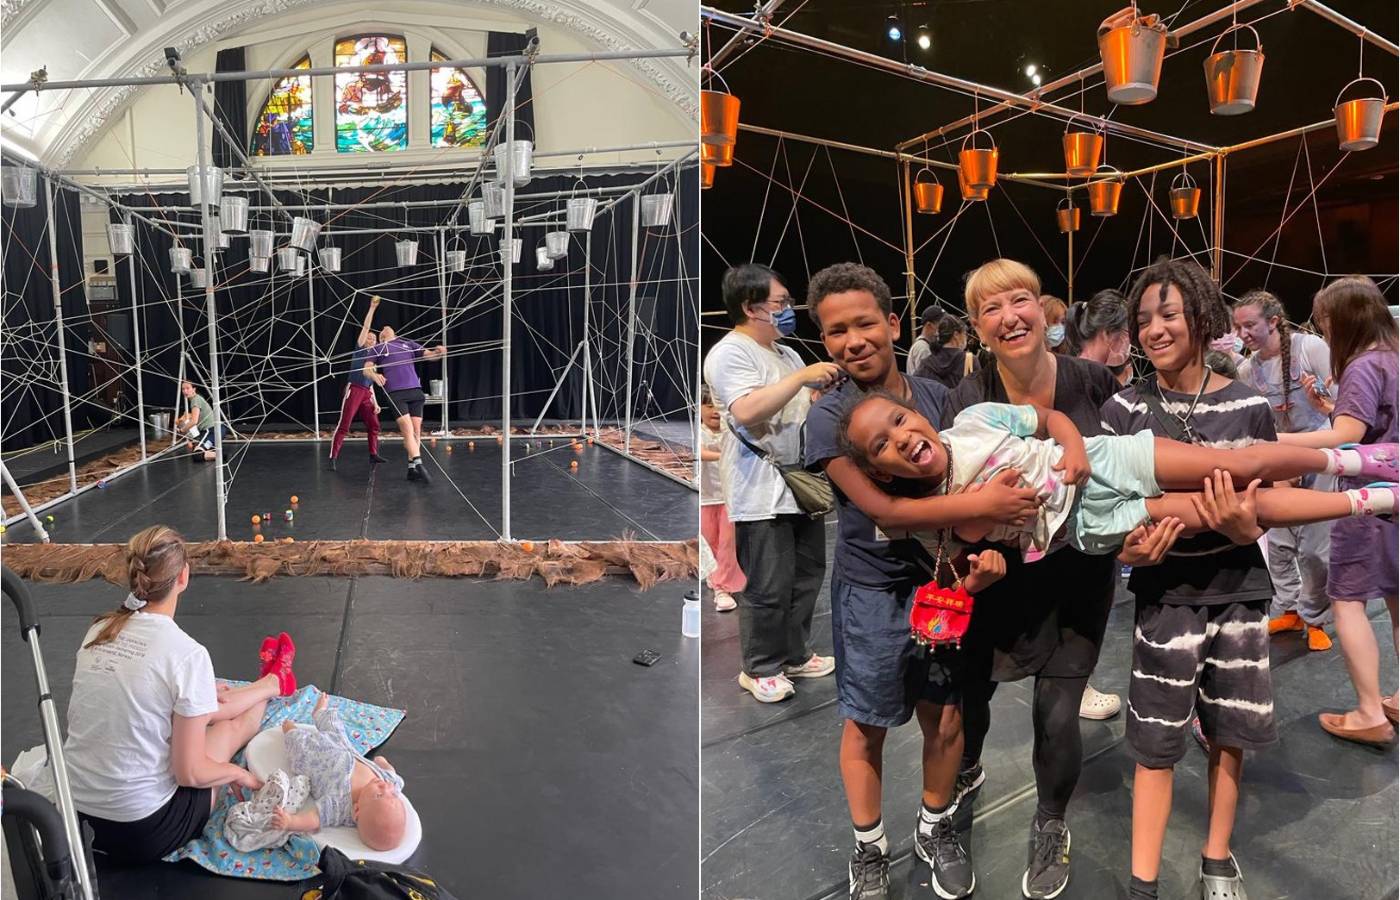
top-left (355, 781), bottom-right (406, 851)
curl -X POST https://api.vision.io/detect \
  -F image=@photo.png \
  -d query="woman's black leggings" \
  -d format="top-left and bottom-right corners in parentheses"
top-left (960, 673), bottom-right (1090, 821)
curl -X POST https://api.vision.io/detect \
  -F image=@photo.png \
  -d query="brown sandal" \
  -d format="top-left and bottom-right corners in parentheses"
top-left (1319, 712), bottom-right (1396, 747)
top-left (1383, 695), bottom-right (1399, 727)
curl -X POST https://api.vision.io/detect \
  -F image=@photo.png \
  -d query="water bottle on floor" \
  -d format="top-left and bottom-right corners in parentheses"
top-left (682, 590), bottom-right (701, 638)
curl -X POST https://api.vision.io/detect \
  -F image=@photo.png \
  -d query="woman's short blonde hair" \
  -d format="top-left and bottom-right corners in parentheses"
top-left (964, 259), bottom-right (1041, 319)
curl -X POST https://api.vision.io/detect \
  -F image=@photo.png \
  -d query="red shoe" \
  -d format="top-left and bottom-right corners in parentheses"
top-left (258, 636), bottom-right (278, 677)
top-left (274, 632), bottom-right (297, 697)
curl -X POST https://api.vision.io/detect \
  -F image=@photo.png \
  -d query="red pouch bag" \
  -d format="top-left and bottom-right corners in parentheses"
top-left (908, 530), bottom-right (974, 648)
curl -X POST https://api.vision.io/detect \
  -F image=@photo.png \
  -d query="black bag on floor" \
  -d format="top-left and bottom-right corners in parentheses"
top-left (302, 847), bottom-right (459, 900)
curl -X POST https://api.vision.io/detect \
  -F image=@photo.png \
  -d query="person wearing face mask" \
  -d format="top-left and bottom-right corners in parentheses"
top-left (1066, 290), bottom-right (1134, 386)
top-left (1041, 295), bottom-right (1068, 352)
top-left (912, 309), bottom-right (981, 390)
top-left (703, 263), bottom-right (844, 704)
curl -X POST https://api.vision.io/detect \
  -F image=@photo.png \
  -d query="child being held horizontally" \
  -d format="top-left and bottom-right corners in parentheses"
top-left (837, 393), bottom-right (1396, 557)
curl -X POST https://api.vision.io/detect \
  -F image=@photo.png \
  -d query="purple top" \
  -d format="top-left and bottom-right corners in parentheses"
top-left (369, 338), bottom-right (426, 393)
top-left (1332, 349), bottom-right (1398, 491)
top-left (1328, 348), bottom-right (1398, 599)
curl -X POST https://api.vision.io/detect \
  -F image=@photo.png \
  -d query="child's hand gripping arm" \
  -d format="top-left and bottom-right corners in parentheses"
top-left (271, 805), bottom-right (320, 834)
top-left (1036, 406), bottom-right (1090, 486)
top-left (962, 550), bottom-right (1007, 594)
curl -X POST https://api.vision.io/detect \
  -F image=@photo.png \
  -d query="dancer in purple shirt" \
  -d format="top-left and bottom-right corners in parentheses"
top-left (362, 324), bottom-right (446, 481)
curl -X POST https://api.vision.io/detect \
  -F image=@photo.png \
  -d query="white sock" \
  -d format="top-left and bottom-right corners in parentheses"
top-left (854, 820), bottom-right (888, 855)
top-left (1345, 486), bottom-right (1396, 517)
top-left (916, 801), bottom-right (955, 837)
top-left (1322, 447), bottom-right (1364, 476)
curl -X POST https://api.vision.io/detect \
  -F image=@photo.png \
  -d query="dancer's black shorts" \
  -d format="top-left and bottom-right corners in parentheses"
top-left (80, 785), bottom-right (212, 863)
top-left (388, 388), bottom-right (426, 418)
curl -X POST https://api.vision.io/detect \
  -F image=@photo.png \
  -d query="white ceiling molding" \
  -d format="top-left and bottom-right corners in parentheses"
top-left (20, 0), bottom-right (694, 166)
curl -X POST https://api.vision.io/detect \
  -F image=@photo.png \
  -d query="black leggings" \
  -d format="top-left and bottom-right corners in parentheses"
top-left (961, 673), bottom-right (1089, 821)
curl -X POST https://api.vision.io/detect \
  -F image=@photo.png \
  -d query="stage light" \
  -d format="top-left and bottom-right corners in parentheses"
top-left (1024, 63), bottom-right (1037, 77)
top-left (915, 25), bottom-right (932, 51)
top-left (1032, 73), bottom-right (1042, 86)
top-left (886, 15), bottom-right (902, 41)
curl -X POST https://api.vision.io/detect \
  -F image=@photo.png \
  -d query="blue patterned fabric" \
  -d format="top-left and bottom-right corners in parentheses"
top-left (163, 685), bottom-right (405, 881)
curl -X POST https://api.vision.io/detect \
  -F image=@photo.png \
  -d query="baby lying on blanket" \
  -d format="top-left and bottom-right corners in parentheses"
top-left (225, 694), bottom-right (406, 852)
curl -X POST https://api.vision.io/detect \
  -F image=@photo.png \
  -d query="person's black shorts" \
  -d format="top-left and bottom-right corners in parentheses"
top-left (831, 577), bottom-right (960, 728)
top-left (80, 785), bottom-right (212, 863)
top-left (388, 388), bottom-right (426, 419)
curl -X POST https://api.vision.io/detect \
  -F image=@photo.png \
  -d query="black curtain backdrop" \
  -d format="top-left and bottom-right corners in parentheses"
top-left (1, 166), bottom-right (98, 451)
top-left (211, 47), bottom-right (249, 170)
top-left (486, 32), bottom-right (536, 142)
top-left (106, 169), bottom-right (697, 435)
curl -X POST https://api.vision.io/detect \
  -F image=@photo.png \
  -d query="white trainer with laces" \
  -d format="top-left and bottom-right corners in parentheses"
top-left (739, 672), bottom-right (795, 703)
top-left (783, 654), bottom-right (835, 679)
top-left (714, 590), bottom-right (737, 612)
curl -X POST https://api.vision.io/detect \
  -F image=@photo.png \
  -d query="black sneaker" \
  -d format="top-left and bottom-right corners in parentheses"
top-left (848, 841), bottom-right (890, 900)
top-left (407, 465), bottom-right (423, 481)
top-left (954, 764), bottom-right (986, 808)
top-left (915, 815), bottom-right (975, 899)
top-left (369, 453), bottom-right (386, 464)
top-left (414, 461), bottom-right (431, 482)
top-left (1022, 817), bottom-right (1071, 899)
top-left (327, 456), bottom-right (337, 471)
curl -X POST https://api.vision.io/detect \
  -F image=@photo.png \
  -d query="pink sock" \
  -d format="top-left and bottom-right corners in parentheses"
top-left (1346, 485), bottom-right (1397, 517)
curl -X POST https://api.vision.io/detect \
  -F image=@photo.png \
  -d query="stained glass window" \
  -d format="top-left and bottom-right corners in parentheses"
top-left (430, 50), bottom-right (487, 149)
top-left (250, 56), bottom-right (313, 156)
top-left (335, 35), bottom-right (408, 153)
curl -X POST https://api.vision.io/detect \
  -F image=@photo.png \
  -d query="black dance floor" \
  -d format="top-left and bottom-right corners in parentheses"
top-left (3, 572), bottom-right (698, 898)
top-left (701, 528), bottom-right (1399, 900)
top-left (2, 438), bottom-right (696, 544)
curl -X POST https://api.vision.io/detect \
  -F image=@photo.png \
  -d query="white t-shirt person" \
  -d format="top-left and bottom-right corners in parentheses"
top-left (703, 331), bottom-right (810, 521)
top-left (63, 613), bottom-right (219, 821)
top-left (1236, 330), bottom-right (1333, 434)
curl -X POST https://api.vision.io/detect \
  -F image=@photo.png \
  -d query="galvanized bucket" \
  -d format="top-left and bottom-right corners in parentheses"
top-left (395, 239), bottom-right (419, 267)
top-left (468, 200), bottom-right (495, 236)
top-left (482, 183), bottom-right (505, 219)
top-left (1098, 15), bottom-right (1167, 105)
top-left (210, 215), bottom-right (230, 252)
top-left (1087, 165), bottom-right (1123, 216)
top-left (545, 231), bottom-right (570, 260)
top-left (428, 379), bottom-right (444, 398)
top-left (493, 139), bottom-right (533, 187)
top-left (189, 267), bottom-right (208, 288)
top-left (107, 222), bottom-right (134, 254)
top-left (913, 168), bottom-right (944, 214)
top-left (702, 163), bottom-right (716, 189)
top-left (700, 87), bottom-right (741, 146)
top-left (446, 249), bottom-right (467, 272)
top-left (958, 169), bottom-right (989, 202)
top-left (187, 164), bottom-right (224, 208)
top-left (1, 165), bottom-right (37, 208)
top-left (248, 256), bottom-right (270, 273)
top-left (566, 196), bottom-right (598, 232)
top-left (169, 246), bottom-right (193, 273)
top-left (219, 195), bottom-right (249, 233)
top-left (318, 246), bottom-right (342, 272)
top-left (148, 412), bottom-right (171, 439)
top-left (500, 237), bottom-right (522, 265)
top-left (277, 247), bottom-right (300, 271)
top-left (1203, 25), bottom-right (1264, 116)
top-left (288, 216), bottom-right (321, 253)
top-left (1062, 117), bottom-right (1104, 177)
top-left (1056, 198), bottom-right (1081, 233)
top-left (641, 193), bottom-right (674, 228)
top-left (1169, 171), bottom-right (1201, 219)
top-left (294, 255), bottom-right (306, 277)
top-left (249, 229), bottom-right (275, 258)
top-left (959, 130), bottom-right (998, 191)
top-left (702, 141), bottom-right (735, 168)
top-left (536, 245), bottom-right (555, 271)
top-left (1334, 77), bottom-right (1388, 152)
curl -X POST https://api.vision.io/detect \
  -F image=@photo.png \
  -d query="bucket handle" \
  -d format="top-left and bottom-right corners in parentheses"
top-left (702, 68), bottom-right (733, 97)
top-left (1170, 170), bottom-right (1197, 191)
top-left (961, 128), bottom-right (997, 152)
top-left (1209, 23), bottom-right (1261, 57)
top-left (914, 166), bottom-right (941, 185)
top-left (1056, 196), bottom-right (1075, 211)
top-left (1063, 113), bottom-right (1103, 136)
top-left (1090, 163), bottom-right (1123, 183)
top-left (1335, 76), bottom-right (1389, 109)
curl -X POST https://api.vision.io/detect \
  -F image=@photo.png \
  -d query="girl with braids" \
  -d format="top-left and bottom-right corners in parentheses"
top-left (61, 526), bottom-right (293, 862)
top-left (1278, 276), bottom-right (1399, 746)
top-left (1233, 290), bottom-right (1337, 653)
top-left (912, 309), bottom-right (980, 390)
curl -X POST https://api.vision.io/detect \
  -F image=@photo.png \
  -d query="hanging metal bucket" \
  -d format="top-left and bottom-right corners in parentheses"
top-left (248, 256), bottom-right (270, 273)
top-left (500, 237), bottom-right (522, 266)
top-left (1334, 77), bottom-right (1389, 152)
top-left (210, 215), bottom-right (231, 252)
top-left (277, 247), bottom-right (300, 271)
top-left (294, 255), bottom-right (306, 277)
top-left (147, 412), bottom-right (171, 439)
top-left (1087, 165), bottom-right (1124, 216)
top-left (1056, 198), bottom-right (1081, 233)
top-left (958, 130), bottom-right (998, 191)
top-left (567, 196), bottom-right (598, 232)
top-left (288, 216), bottom-right (321, 253)
top-left (1062, 118), bottom-right (1104, 177)
top-left (545, 231), bottom-right (570, 260)
top-left (189, 267), bottom-right (208, 288)
top-left (468, 200), bottom-right (495, 236)
top-left (1169, 171), bottom-right (1201, 219)
top-left (958, 169), bottom-right (989, 202)
top-left (249, 229), bottom-right (274, 258)
top-left (169, 246), bottom-right (192, 273)
top-left (701, 141), bottom-right (735, 168)
top-left (493, 139), bottom-right (533, 186)
top-left (1098, 16), bottom-right (1168, 105)
top-left (219, 195), bottom-right (250, 234)
top-left (395, 239), bottom-right (419, 267)
top-left (536, 245), bottom-right (555, 271)
top-left (641, 193), bottom-right (674, 228)
top-left (1, 165), bottom-right (37, 208)
top-left (318, 246), bottom-right (342, 272)
top-left (1203, 25), bottom-right (1264, 116)
top-left (445, 249), bottom-right (467, 272)
top-left (700, 88), bottom-right (740, 146)
top-left (482, 183), bottom-right (505, 219)
top-left (186, 164), bottom-right (225, 208)
top-left (701, 163), bottom-right (716, 190)
top-left (107, 222), bottom-right (134, 254)
top-left (913, 168), bottom-right (944, 214)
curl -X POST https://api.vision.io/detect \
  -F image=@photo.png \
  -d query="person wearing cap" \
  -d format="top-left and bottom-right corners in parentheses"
top-left (907, 304), bottom-right (942, 375)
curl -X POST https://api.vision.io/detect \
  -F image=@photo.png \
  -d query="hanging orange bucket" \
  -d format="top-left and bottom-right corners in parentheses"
top-left (702, 141), bottom-right (734, 168)
top-left (958, 130), bottom-right (998, 191)
top-left (701, 163), bottom-right (715, 191)
top-left (1056, 197), bottom-right (1081, 233)
top-left (1334, 76), bottom-right (1389, 152)
top-left (1062, 116), bottom-right (1103, 177)
top-left (1087, 165), bottom-right (1123, 216)
top-left (1169, 171), bottom-right (1200, 219)
top-left (958, 169), bottom-right (989, 202)
top-left (1098, 10), bottom-right (1168, 105)
top-left (913, 168), bottom-right (945, 214)
top-left (701, 84), bottom-right (741, 147)
top-left (1203, 24), bottom-right (1264, 116)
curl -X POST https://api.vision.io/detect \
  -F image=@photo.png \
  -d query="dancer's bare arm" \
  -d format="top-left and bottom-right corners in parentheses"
top-left (357, 296), bottom-right (380, 346)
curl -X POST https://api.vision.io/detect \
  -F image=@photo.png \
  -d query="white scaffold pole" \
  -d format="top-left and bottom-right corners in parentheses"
top-left (623, 191), bottom-right (640, 455)
top-left (192, 80), bottom-right (228, 540)
top-left (582, 230), bottom-right (596, 436)
top-left (500, 60), bottom-right (518, 541)
top-left (0, 462), bottom-right (50, 541)
top-left (43, 177), bottom-right (79, 494)
top-left (127, 215), bottom-right (148, 460)
top-left (307, 255), bottom-right (320, 436)
top-left (438, 229), bottom-right (450, 435)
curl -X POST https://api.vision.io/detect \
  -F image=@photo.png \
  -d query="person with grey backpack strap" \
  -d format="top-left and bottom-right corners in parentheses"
top-left (703, 263), bottom-right (842, 704)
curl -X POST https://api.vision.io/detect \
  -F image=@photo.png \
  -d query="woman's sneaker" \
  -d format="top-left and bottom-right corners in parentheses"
top-left (783, 654), bottom-right (836, 679)
top-left (848, 841), bottom-right (890, 900)
top-left (714, 590), bottom-right (737, 612)
top-left (738, 672), bottom-right (795, 703)
top-left (1023, 817), bottom-right (1071, 899)
top-left (915, 815), bottom-right (975, 899)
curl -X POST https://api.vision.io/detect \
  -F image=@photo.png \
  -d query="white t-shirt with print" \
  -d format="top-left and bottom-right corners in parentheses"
top-left (63, 612), bottom-right (219, 821)
top-left (1236, 331), bottom-right (1332, 434)
top-left (702, 331), bottom-right (809, 521)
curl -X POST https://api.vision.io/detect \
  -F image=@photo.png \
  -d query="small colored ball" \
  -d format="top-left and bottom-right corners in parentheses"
top-left (0, 524), bottom-right (7, 534)
top-left (520, 540), bottom-right (535, 552)
top-left (446, 444), bottom-right (453, 453)
top-left (569, 460), bottom-right (579, 470)
top-left (283, 537), bottom-right (295, 544)
top-left (252, 515), bottom-right (261, 525)
top-left (290, 495), bottom-right (299, 504)
top-left (587, 438), bottom-right (594, 445)
top-left (468, 441), bottom-right (476, 450)
top-left (97, 480), bottom-right (108, 489)
top-left (45, 515), bottom-right (54, 522)
top-left (253, 534), bottom-right (265, 543)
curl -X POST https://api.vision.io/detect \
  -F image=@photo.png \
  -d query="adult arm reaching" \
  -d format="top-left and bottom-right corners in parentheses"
top-left (729, 363), bottom-right (843, 427)
top-left (356, 295), bottom-right (380, 347)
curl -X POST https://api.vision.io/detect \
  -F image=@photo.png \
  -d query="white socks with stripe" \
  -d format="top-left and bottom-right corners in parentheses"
top-left (916, 802), bottom-right (954, 838)
top-left (854, 820), bottom-right (888, 855)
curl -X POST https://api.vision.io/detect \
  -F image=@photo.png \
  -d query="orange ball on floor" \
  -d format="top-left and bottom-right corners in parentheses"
top-left (290, 495), bottom-right (299, 504)
top-left (253, 534), bottom-right (264, 543)
top-left (520, 540), bottom-right (535, 552)
top-left (251, 515), bottom-right (261, 525)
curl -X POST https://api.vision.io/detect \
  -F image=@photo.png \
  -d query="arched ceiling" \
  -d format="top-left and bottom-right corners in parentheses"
top-left (0, 0), bottom-right (697, 165)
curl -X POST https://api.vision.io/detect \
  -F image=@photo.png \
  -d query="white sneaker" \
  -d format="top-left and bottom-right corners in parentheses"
top-left (1079, 683), bottom-right (1121, 720)
top-left (738, 672), bottom-right (795, 703)
top-left (783, 653), bottom-right (836, 679)
top-left (714, 590), bottom-right (737, 612)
